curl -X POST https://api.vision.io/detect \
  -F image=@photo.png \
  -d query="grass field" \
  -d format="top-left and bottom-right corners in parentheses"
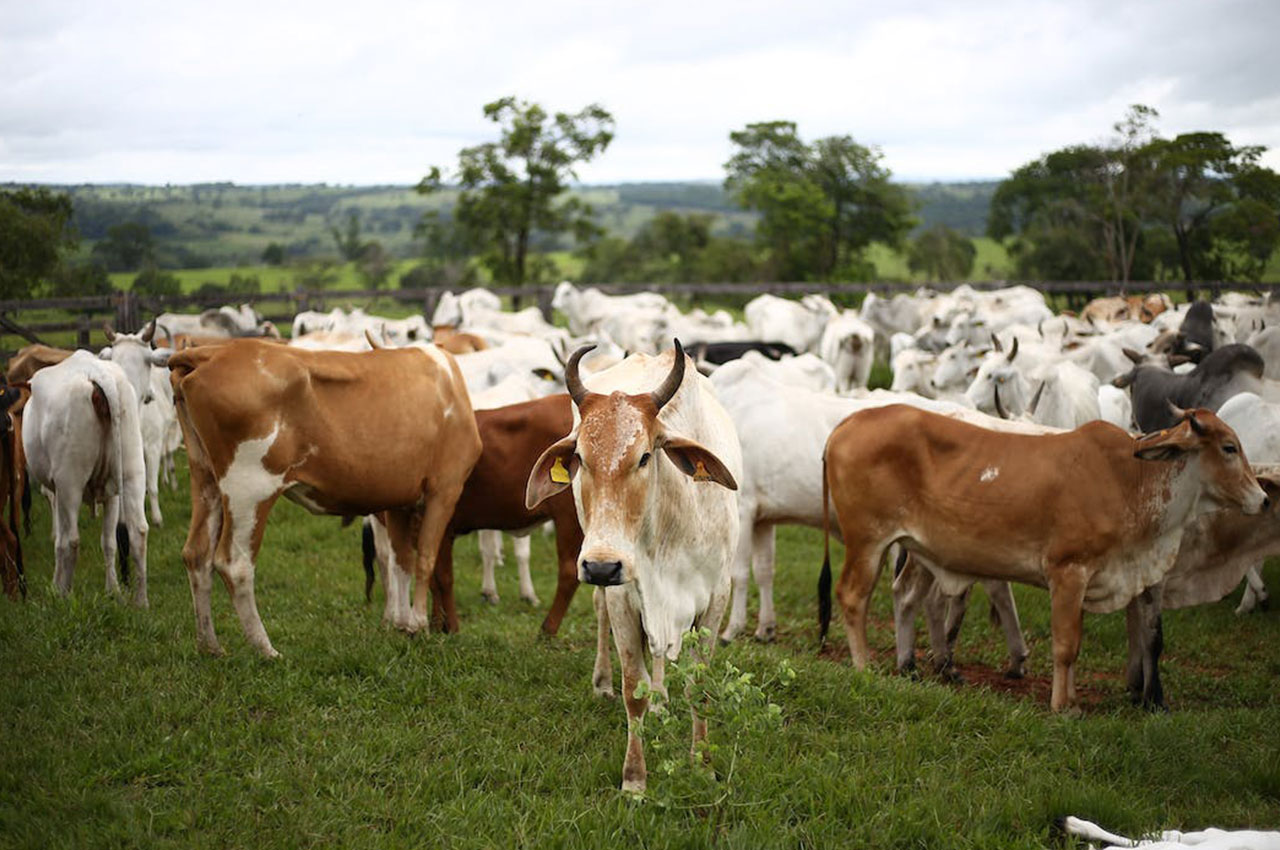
top-left (2, 453), bottom-right (1278, 849)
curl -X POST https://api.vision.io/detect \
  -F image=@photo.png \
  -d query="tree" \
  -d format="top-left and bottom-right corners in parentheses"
top-left (330, 211), bottom-right (366, 262)
top-left (92, 221), bottom-right (155, 271)
top-left (261, 242), bottom-right (287, 265)
top-left (131, 265), bottom-right (181, 297)
top-left (356, 241), bottom-right (392, 289)
top-left (907, 225), bottom-right (976, 282)
top-left (576, 212), bottom-right (760, 284)
top-left (989, 105), bottom-right (1280, 283)
top-left (724, 122), bottom-right (913, 281)
top-left (418, 97), bottom-right (614, 286)
top-left (48, 261), bottom-right (115, 298)
top-left (0, 187), bottom-right (77, 298)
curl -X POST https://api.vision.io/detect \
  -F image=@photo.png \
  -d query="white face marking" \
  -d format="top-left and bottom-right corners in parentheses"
top-left (980, 466), bottom-right (1000, 483)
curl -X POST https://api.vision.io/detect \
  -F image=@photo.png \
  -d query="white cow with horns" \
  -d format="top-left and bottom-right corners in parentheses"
top-left (525, 340), bottom-right (741, 793)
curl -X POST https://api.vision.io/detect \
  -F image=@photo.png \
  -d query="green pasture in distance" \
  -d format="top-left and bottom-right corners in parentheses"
top-left (1, 452), bottom-right (1277, 849)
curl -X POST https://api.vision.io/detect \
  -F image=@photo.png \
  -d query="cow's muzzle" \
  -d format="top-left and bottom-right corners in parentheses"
top-left (581, 560), bottom-right (624, 586)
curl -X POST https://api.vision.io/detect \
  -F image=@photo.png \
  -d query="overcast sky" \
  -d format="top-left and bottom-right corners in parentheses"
top-left (3, 0), bottom-right (1279, 186)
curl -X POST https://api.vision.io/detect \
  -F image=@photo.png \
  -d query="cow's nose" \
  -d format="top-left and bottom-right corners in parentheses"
top-left (581, 560), bottom-right (624, 586)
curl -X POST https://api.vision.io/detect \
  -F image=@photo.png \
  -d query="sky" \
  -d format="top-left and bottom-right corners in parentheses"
top-left (2, 0), bottom-right (1279, 186)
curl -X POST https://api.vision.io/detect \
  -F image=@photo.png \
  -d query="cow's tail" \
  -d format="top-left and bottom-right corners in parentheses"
top-left (818, 451), bottom-right (833, 646)
top-left (90, 375), bottom-right (129, 586)
top-left (362, 518), bottom-right (376, 602)
top-left (116, 523), bottom-right (130, 587)
top-left (5, 429), bottom-right (25, 599)
top-left (20, 473), bottom-right (30, 538)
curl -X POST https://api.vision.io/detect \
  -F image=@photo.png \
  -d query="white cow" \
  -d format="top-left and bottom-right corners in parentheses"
top-left (138, 366), bottom-right (177, 526)
top-left (818, 310), bottom-right (876, 394)
top-left (160, 304), bottom-right (277, 340)
top-left (25, 329), bottom-right (163, 605)
top-left (551, 281), bottom-right (670, 336)
top-left (1214, 391), bottom-right (1280, 612)
top-left (526, 341), bottom-right (741, 793)
top-left (1062, 815), bottom-right (1280, 850)
top-left (744, 293), bottom-right (838, 354)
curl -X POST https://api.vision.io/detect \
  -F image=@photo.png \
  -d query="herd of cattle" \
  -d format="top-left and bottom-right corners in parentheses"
top-left (2, 281), bottom-right (1280, 792)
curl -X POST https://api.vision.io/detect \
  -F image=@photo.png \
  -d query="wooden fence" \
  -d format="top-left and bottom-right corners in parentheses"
top-left (1, 279), bottom-right (1275, 359)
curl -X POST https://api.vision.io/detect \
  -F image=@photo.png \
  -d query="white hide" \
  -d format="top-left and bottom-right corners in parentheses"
top-left (744, 293), bottom-right (837, 354)
top-left (23, 351), bottom-right (149, 605)
top-left (818, 311), bottom-right (876, 393)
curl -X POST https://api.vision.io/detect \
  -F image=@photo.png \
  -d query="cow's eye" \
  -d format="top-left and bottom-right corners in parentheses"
top-left (1223, 444), bottom-right (1239, 455)
top-left (638, 452), bottom-right (651, 469)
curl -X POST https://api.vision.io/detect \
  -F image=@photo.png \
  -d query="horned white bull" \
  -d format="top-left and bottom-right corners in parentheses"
top-left (526, 341), bottom-right (741, 793)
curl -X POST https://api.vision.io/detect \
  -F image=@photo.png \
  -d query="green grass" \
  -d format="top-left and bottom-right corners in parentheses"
top-left (2, 453), bottom-right (1277, 848)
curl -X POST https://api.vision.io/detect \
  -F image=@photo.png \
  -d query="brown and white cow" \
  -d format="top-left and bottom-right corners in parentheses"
top-left (0, 382), bottom-right (25, 600)
top-left (526, 341), bottom-right (741, 793)
top-left (819, 404), bottom-right (1267, 711)
top-left (169, 338), bottom-right (481, 657)
top-left (367, 393), bottom-right (585, 636)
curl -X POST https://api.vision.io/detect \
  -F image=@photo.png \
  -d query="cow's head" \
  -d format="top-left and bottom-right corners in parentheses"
top-left (100, 319), bottom-right (172, 405)
top-left (525, 341), bottom-right (737, 587)
top-left (1134, 404), bottom-right (1269, 515)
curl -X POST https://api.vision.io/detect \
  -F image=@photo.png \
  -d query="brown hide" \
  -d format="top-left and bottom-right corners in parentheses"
top-left (0, 387), bottom-right (23, 600)
top-left (428, 394), bottom-right (583, 634)
top-left (432, 325), bottom-right (489, 355)
top-left (6, 344), bottom-right (73, 385)
top-left (823, 404), bottom-right (1263, 711)
top-left (169, 339), bottom-right (482, 655)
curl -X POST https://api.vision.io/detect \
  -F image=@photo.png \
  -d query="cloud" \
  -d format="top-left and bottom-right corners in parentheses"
top-left (2, 0), bottom-right (1277, 184)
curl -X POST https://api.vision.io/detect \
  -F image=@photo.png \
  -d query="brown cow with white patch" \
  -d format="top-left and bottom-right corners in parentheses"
top-left (820, 404), bottom-right (1267, 711)
top-left (169, 338), bottom-right (481, 657)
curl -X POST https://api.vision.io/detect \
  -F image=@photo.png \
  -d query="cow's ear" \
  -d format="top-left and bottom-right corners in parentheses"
top-left (526, 436), bottom-right (579, 509)
top-left (1134, 423), bottom-right (1198, 462)
top-left (660, 434), bottom-right (738, 491)
top-left (149, 348), bottom-right (173, 367)
top-left (1112, 370), bottom-right (1134, 389)
top-left (98, 347), bottom-right (113, 361)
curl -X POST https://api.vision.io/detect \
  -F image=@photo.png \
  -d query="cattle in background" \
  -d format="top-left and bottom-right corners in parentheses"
top-left (0, 383), bottom-right (25, 600)
top-left (1245, 324), bottom-right (1280, 379)
top-left (1113, 343), bottom-right (1270, 432)
top-left (158, 305), bottom-right (279, 342)
top-left (820, 404), bottom-right (1266, 711)
top-left (551, 281), bottom-right (671, 337)
top-left (819, 311), bottom-right (876, 393)
top-left (526, 342), bottom-right (741, 792)
top-left (1080, 293), bottom-right (1172, 325)
top-left (169, 339), bottom-right (481, 656)
top-left (1061, 814), bottom-right (1280, 849)
top-left (744, 293), bottom-right (838, 354)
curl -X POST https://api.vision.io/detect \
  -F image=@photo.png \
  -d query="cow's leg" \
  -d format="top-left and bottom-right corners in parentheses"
top-left (981, 580), bottom-right (1028, 679)
top-left (927, 583), bottom-right (966, 680)
top-left (720, 509), bottom-right (754, 643)
top-left (430, 534), bottom-right (459, 633)
top-left (409, 476), bottom-right (468, 634)
top-left (891, 549), bottom-right (926, 674)
top-left (752, 523), bottom-right (777, 642)
top-left (837, 540), bottom-right (888, 669)
top-left (120, 478), bottom-right (149, 609)
top-left (689, 572), bottom-right (730, 763)
top-left (478, 529), bottom-right (502, 603)
top-left (52, 489), bottom-right (83, 597)
top-left (513, 534), bottom-right (537, 605)
top-left (181, 457), bottom-right (223, 654)
top-left (1124, 586), bottom-right (1166, 710)
top-left (382, 509), bottom-right (419, 632)
top-left (540, 518), bottom-right (582, 636)
top-left (99, 495), bottom-right (123, 597)
top-left (591, 587), bottom-right (614, 697)
top-left (1047, 567), bottom-right (1088, 712)
top-left (215, 492), bottom-right (283, 659)
top-left (1235, 564), bottom-right (1268, 615)
top-left (145, 445), bottom-right (163, 527)
top-left (605, 590), bottom-right (649, 793)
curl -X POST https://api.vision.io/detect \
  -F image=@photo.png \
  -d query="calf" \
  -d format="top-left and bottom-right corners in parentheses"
top-left (820, 404), bottom-right (1266, 711)
top-left (169, 339), bottom-right (481, 656)
top-left (1114, 343), bottom-right (1268, 432)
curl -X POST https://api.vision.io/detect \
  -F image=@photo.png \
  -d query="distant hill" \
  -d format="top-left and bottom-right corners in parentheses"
top-left (33, 180), bottom-right (997, 269)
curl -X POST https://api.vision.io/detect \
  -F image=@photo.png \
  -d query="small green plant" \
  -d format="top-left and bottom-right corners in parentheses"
top-left (633, 628), bottom-right (795, 811)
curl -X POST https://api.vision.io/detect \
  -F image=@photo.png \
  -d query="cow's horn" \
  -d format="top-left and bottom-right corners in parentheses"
top-left (365, 328), bottom-right (385, 350)
top-left (651, 339), bottom-right (686, 411)
top-left (1166, 400), bottom-right (1190, 421)
top-left (1006, 336), bottom-right (1019, 363)
top-left (1029, 381), bottom-right (1046, 415)
top-left (565, 344), bottom-right (597, 407)
top-left (103, 322), bottom-right (117, 343)
top-left (140, 318), bottom-right (157, 344)
top-left (990, 333), bottom-right (1003, 353)
top-left (993, 383), bottom-right (1009, 420)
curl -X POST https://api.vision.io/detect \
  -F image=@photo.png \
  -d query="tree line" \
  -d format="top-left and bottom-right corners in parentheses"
top-left (2, 100), bottom-right (1277, 301)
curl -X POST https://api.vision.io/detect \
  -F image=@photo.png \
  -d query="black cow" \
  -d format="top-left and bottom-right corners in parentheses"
top-left (1114, 343), bottom-right (1265, 431)
top-left (686, 341), bottom-right (797, 367)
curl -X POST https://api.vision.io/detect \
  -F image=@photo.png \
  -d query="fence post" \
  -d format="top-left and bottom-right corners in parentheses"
top-left (538, 287), bottom-right (553, 323)
top-left (77, 315), bottom-right (91, 350)
top-left (423, 289), bottom-right (438, 322)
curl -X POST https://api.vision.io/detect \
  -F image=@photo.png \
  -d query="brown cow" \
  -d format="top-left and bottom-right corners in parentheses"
top-left (367, 393), bottom-right (584, 635)
top-left (0, 383), bottom-right (25, 600)
top-left (431, 325), bottom-right (489, 355)
top-left (1080, 294), bottom-right (1173, 325)
top-left (819, 404), bottom-right (1267, 711)
top-left (169, 339), bottom-right (482, 657)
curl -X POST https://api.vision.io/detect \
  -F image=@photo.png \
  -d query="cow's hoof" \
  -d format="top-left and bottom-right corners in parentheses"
top-left (521, 594), bottom-right (541, 606)
top-left (593, 684), bottom-right (615, 700)
top-left (754, 625), bottom-right (777, 643)
top-left (1004, 668), bottom-right (1025, 680)
top-left (481, 591), bottom-right (500, 605)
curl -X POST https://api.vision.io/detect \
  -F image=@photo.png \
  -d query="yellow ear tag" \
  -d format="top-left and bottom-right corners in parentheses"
top-left (693, 460), bottom-right (712, 482)
top-left (550, 456), bottom-right (571, 484)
